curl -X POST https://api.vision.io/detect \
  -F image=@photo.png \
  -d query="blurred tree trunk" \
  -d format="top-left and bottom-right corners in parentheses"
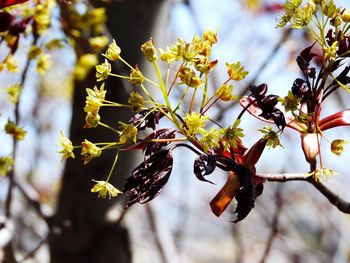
top-left (49, 1), bottom-right (168, 262)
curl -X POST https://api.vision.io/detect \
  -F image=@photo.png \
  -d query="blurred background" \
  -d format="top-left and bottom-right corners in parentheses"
top-left (1, 0), bottom-right (350, 262)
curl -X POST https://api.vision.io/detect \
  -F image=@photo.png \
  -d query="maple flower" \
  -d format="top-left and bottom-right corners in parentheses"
top-left (216, 84), bottom-right (237, 101)
top-left (200, 128), bottom-right (223, 153)
top-left (5, 120), bottom-right (26, 140)
top-left (84, 84), bottom-right (106, 115)
top-left (184, 112), bottom-right (208, 137)
top-left (37, 53), bottom-right (52, 75)
top-left (0, 156), bottom-right (14, 176)
top-left (128, 90), bottom-right (144, 111)
top-left (129, 65), bottom-right (145, 86)
top-left (118, 123), bottom-right (138, 144)
top-left (96, 59), bottom-right (111, 81)
top-left (226, 62), bottom-right (248, 81)
top-left (58, 131), bottom-right (75, 161)
top-left (6, 83), bottom-right (21, 105)
top-left (81, 140), bottom-right (102, 164)
top-left (103, 39), bottom-right (121, 61)
top-left (141, 38), bottom-right (158, 62)
top-left (91, 180), bottom-right (122, 199)
top-left (331, 139), bottom-right (348, 156)
top-left (89, 36), bottom-right (109, 52)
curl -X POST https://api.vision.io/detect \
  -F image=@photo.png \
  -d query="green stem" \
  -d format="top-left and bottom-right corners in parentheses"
top-left (200, 73), bottom-right (209, 112)
top-left (152, 61), bottom-right (182, 130)
top-left (174, 85), bottom-right (190, 112)
top-left (106, 149), bottom-right (119, 183)
top-left (98, 122), bottom-right (120, 134)
top-left (189, 87), bottom-right (197, 113)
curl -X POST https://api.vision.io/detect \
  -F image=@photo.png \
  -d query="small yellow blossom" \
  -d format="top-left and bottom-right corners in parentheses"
top-left (200, 128), bottom-right (223, 153)
top-left (129, 65), bottom-right (145, 86)
top-left (184, 112), bottom-right (208, 137)
top-left (5, 56), bottom-right (19, 73)
top-left (215, 84), bottom-right (237, 101)
top-left (96, 59), bottom-right (111, 82)
top-left (159, 46), bottom-right (179, 63)
top-left (311, 168), bottom-right (336, 182)
top-left (37, 53), bottom-right (52, 75)
top-left (74, 54), bottom-right (98, 81)
top-left (118, 123), bottom-right (138, 144)
top-left (45, 39), bottom-right (64, 50)
top-left (89, 36), bottom-right (109, 52)
top-left (141, 38), bottom-right (158, 62)
top-left (85, 112), bottom-right (100, 128)
top-left (6, 83), bottom-right (21, 105)
top-left (5, 120), bottom-right (26, 140)
top-left (128, 90), bottom-right (144, 111)
top-left (203, 30), bottom-right (218, 45)
top-left (84, 84), bottom-right (106, 115)
top-left (0, 156), bottom-right (14, 176)
top-left (194, 56), bottom-right (218, 74)
top-left (222, 119), bottom-right (244, 149)
top-left (331, 139), bottom-right (347, 156)
top-left (103, 39), bottom-right (121, 61)
top-left (28, 46), bottom-right (42, 59)
top-left (91, 180), bottom-right (122, 199)
top-left (178, 67), bottom-right (203, 88)
top-left (226, 62), bottom-right (248, 81)
top-left (81, 139), bottom-right (102, 164)
top-left (323, 41), bottom-right (338, 61)
top-left (58, 131), bottom-right (75, 161)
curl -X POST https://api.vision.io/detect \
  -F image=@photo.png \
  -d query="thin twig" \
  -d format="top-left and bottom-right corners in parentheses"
top-left (256, 173), bottom-right (350, 214)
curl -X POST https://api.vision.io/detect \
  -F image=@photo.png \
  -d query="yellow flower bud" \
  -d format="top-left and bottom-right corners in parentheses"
top-left (81, 140), bottom-right (102, 164)
top-left (141, 38), bottom-right (158, 62)
top-left (331, 139), bottom-right (348, 156)
top-left (128, 90), bottom-right (144, 111)
top-left (129, 65), bottom-right (145, 86)
top-left (178, 67), bottom-right (203, 88)
top-left (95, 59), bottom-right (111, 82)
top-left (89, 36), bottom-right (109, 52)
top-left (118, 123), bottom-right (138, 144)
top-left (215, 84), bottom-right (237, 101)
top-left (104, 39), bottom-right (121, 61)
top-left (0, 156), bottom-right (14, 176)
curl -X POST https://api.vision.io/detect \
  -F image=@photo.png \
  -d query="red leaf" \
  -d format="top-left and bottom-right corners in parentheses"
top-left (210, 171), bottom-right (240, 217)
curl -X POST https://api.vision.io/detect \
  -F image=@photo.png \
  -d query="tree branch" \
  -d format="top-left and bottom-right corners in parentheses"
top-left (256, 173), bottom-right (350, 214)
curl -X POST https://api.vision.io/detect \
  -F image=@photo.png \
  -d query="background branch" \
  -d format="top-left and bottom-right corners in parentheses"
top-left (256, 173), bottom-right (350, 214)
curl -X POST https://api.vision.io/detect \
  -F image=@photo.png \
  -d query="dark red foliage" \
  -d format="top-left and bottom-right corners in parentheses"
top-left (124, 149), bottom-right (173, 207)
top-left (128, 107), bottom-right (168, 131)
top-left (193, 153), bottom-right (216, 183)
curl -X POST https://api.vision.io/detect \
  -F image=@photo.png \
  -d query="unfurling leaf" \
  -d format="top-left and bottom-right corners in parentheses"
top-left (124, 150), bottom-right (173, 207)
top-left (128, 107), bottom-right (168, 131)
top-left (233, 165), bottom-right (256, 223)
top-left (193, 153), bottom-right (216, 183)
top-left (144, 129), bottom-right (176, 156)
